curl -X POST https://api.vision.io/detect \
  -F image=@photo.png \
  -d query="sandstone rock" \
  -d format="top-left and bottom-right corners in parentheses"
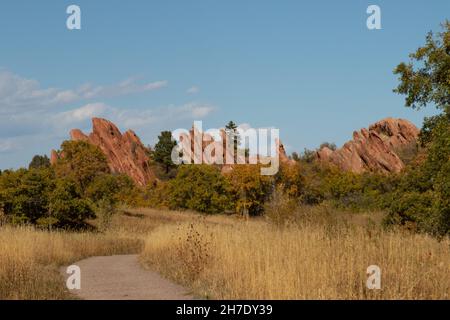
top-left (316, 118), bottom-right (419, 174)
top-left (56, 118), bottom-right (156, 186)
top-left (178, 126), bottom-right (291, 167)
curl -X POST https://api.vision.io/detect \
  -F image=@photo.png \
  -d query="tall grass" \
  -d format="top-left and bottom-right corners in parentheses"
top-left (141, 210), bottom-right (450, 299)
top-left (0, 207), bottom-right (213, 299)
top-left (0, 225), bottom-right (141, 299)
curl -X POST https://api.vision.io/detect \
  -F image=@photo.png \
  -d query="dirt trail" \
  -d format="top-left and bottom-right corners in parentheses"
top-left (61, 254), bottom-right (193, 300)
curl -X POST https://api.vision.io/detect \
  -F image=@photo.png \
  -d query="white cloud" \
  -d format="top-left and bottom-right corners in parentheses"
top-left (77, 78), bottom-right (168, 99)
top-left (46, 101), bottom-right (215, 130)
top-left (0, 71), bottom-right (168, 115)
top-left (52, 103), bottom-right (108, 126)
top-left (186, 86), bottom-right (200, 94)
top-left (0, 70), bottom-right (217, 169)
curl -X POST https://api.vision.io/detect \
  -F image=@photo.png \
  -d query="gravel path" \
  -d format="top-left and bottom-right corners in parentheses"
top-left (61, 254), bottom-right (193, 300)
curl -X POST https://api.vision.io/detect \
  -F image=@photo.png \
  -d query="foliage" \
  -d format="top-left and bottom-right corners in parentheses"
top-left (28, 155), bottom-right (51, 169)
top-left (168, 165), bottom-right (233, 214)
top-left (152, 131), bottom-right (178, 175)
top-left (385, 116), bottom-right (450, 236)
top-left (142, 180), bottom-right (171, 208)
top-left (47, 178), bottom-right (95, 229)
top-left (319, 142), bottom-right (337, 151)
top-left (54, 140), bottom-right (110, 194)
top-left (393, 20), bottom-right (450, 113)
top-left (388, 21), bottom-right (450, 237)
top-left (0, 168), bottom-right (55, 224)
top-left (0, 145), bottom-right (137, 229)
top-left (301, 148), bottom-right (317, 163)
top-left (85, 173), bottom-right (136, 205)
top-left (224, 164), bottom-right (273, 216)
top-left (276, 162), bottom-right (305, 198)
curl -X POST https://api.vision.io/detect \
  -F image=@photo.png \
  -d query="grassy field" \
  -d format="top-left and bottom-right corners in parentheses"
top-left (0, 208), bottom-right (221, 299)
top-left (140, 207), bottom-right (450, 299)
top-left (0, 207), bottom-right (449, 299)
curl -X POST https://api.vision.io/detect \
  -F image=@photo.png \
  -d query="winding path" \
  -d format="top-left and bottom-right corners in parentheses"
top-left (62, 254), bottom-right (193, 300)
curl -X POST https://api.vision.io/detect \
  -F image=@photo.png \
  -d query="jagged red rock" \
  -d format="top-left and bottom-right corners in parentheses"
top-left (316, 118), bottom-right (419, 173)
top-left (51, 118), bottom-right (155, 186)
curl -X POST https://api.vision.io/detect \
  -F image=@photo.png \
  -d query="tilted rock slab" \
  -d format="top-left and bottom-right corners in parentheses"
top-left (316, 118), bottom-right (419, 174)
top-left (52, 118), bottom-right (155, 186)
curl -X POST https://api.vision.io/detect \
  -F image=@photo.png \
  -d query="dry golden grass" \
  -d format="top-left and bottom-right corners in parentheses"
top-left (0, 225), bottom-right (142, 299)
top-left (1, 206), bottom-right (449, 300)
top-left (141, 209), bottom-right (450, 300)
top-left (0, 207), bottom-right (215, 299)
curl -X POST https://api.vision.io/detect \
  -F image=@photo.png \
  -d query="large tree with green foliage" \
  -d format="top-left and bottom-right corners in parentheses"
top-left (388, 21), bottom-right (450, 237)
top-left (0, 168), bottom-right (55, 224)
top-left (393, 20), bottom-right (450, 114)
top-left (168, 165), bottom-right (232, 214)
top-left (152, 131), bottom-right (177, 175)
top-left (54, 140), bottom-right (110, 194)
top-left (29, 155), bottom-right (51, 169)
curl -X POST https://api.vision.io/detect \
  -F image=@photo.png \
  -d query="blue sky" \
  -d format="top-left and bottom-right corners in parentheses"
top-left (0, 0), bottom-right (448, 169)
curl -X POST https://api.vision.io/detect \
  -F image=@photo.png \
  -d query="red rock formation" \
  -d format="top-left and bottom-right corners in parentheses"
top-left (316, 118), bottom-right (419, 174)
top-left (278, 141), bottom-right (295, 165)
top-left (53, 118), bottom-right (156, 186)
top-left (178, 126), bottom-right (291, 168)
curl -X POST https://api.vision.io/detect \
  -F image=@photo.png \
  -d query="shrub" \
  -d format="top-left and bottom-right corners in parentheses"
top-left (276, 162), bottom-right (305, 198)
top-left (0, 168), bottom-right (55, 224)
top-left (85, 173), bottom-right (136, 205)
top-left (224, 164), bottom-right (273, 216)
top-left (28, 155), bottom-right (51, 169)
top-left (47, 179), bottom-right (95, 229)
top-left (385, 114), bottom-right (450, 237)
top-left (54, 140), bottom-right (110, 194)
top-left (168, 165), bottom-right (233, 214)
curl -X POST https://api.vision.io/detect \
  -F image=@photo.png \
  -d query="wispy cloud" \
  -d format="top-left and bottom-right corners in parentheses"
top-left (0, 70), bottom-right (217, 169)
top-left (50, 101), bottom-right (215, 129)
top-left (186, 86), bottom-right (200, 94)
top-left (0, 71), bottom-right (168, 115)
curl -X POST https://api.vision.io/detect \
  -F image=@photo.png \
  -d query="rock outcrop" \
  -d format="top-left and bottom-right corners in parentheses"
top-left (52, 118), bottom-right (155, 186)
top-left (177, 126), bottom-right (292, 170)
top-left (316, 118), bottom-right (419, 174)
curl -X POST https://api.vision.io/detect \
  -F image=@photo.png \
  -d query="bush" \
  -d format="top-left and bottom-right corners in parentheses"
top-left (276, 162), bottom-right (305, 198)
top-left (54, 140), bottom-right (110, 194)
top-left (28, 155), bottom-right (51, 169)
top-left (0, 168), bottom-right (55, 224)
top-left (47, 179), bottom-right (95, 229)
top-left (224, 164), bottom-right (274, 216)
top-left (85, 173), bottom-right (137, 205)
top-left (385, 114), bottom-right (450, 237)
top-left (168, 165), bottom-right (233, 214)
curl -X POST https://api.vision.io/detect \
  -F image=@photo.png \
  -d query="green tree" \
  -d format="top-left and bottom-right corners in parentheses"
top-left (393, 20), bottom-right (450, 114)
top-left (225, 121), bottom-right (240, 161)
top-left (152, 131), bottom-right (177, 175)
top-left (0, 168), bottom-right (55, 224)
top-left (29, 155), bottom-right (51, 169)
top-left (47, 178), bottom-right (95, 229)
top-left (85, 173), bottom-right (136, 205)
top-left (54, 140), bottom-right (110, 194)
top-left (387, 21), bottom-right (450, 236)
top-left (168, 165), bottom-right (232, 214)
